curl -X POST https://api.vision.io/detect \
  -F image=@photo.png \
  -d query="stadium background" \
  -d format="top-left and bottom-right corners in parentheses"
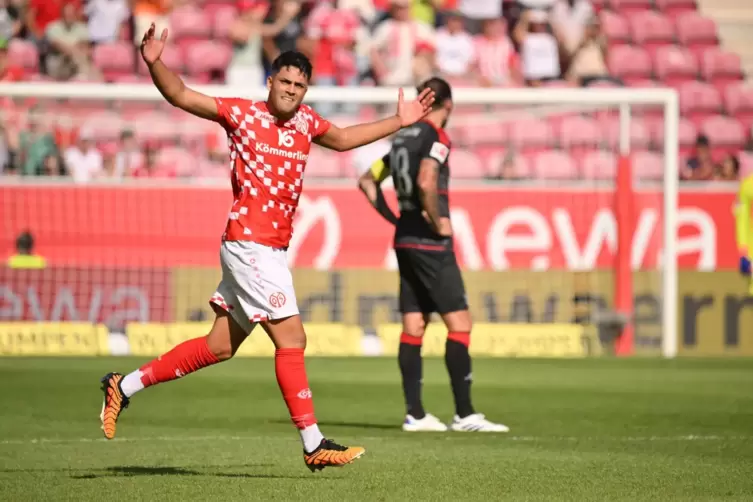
top-left (1, 0), bottom-right (752, 358)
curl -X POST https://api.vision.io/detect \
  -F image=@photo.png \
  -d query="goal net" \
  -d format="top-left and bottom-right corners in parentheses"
top-left (0, 83), bottom-right (679, 358)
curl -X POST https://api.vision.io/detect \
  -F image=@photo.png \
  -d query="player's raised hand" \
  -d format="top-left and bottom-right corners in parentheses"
top-left (396, 88), bottom-right (435, 127)
top-left (141, 23), bottom-right (168, 65)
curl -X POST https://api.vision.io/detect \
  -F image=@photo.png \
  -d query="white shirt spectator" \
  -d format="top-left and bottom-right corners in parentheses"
top-left (85, 0), bottom-right (129, 43)
top-left (371, 19), bottom-right (434, 86)
top-left (458, 0), bottom-right (502, 20)
top-left (65, 144), bottom-right (103, 183)
top-left (551, 0), bottom-right (594, 54)
top-left (521, 32), bottom-right (560, 80)
top-left (435, 27), bottom-right (476, 77)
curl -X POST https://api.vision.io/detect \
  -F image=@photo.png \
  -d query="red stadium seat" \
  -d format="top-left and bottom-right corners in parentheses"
top-left (654, 0), bottom-right (698, 16)
top-left (510, 118), bottom-right (554, 153)
top-left (157, 147), bottom-right (197, 176)
top-left (212, 4), bottom-right (238, 39)
top-left (740, 152), bottom-right (753, 178)
top-left (138, 44), bottom-right (184, 74)
top-left (675, 13), bottom-right (718, 55)
top-left (93, 42), bottom-right (135, 80)
top-left (653, 46), bottom-right (698, 87)
top-left (169, 6), bottom-right (212, 41)
top-left (185, 40), bottom-right (232, 79)
top-left (305, 146), bottom-right (344, 177)
top-left (449, 149), bottom-right (485, 179)
top-left (80, 111), bottom-right (125, 142)
top-left (678, 81), bottom-right (722, 127)
top-left (601, 11), bottom-right (631, 44)
top-left (608, 45), bottom-right (652, 83)
top-left (630, 11), bottom-right (675, 53)
top-left (459, 120), bottom-right (506, 147)
top-left (701, 115), bottom-right (745, 154)
top-left (581, 150), bottom-right (618, 179)
top-left (648, 117), bottom-right (698, 156)
top-left (477, 147), bottom-right (533, 179)
top-left (532, 151), bottom-right (579, 180)
top-left (602, 116), bottom-right (651, 150)
top-left (611, 0), bottom-right (653, 15)
top-left (8, 39), bottom-right (39, 71)
top-left (702, 49), bottom-right (743, 89)
top-left (559, 115), bottom-right (602, 149)
top-left (725, 84), bottom-right (753, 130)
top-left (631, 151), bottom-right (664, 180)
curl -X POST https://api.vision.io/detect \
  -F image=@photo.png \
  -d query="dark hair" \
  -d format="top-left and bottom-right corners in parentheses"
top-left (417, 77), bottom-right (452, 110)
top-left (727, 154), bottom-right (740, 175)
top-left (271, 51), bottom-right (313, 81)
top-left (695, 134), bottom-right (710, 147)
top-left (16, 231), bottom-right (34, 254)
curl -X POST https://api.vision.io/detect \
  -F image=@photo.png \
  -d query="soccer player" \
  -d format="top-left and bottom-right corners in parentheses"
top-left (358, 77), bottom-right (509, 433)
top-left (735, 171), bottom-right (753, 294)
top-left (99, 24), bottom-right (436, 471)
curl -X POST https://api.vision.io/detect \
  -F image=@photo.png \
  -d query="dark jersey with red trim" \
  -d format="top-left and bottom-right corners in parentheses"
top-left (383, 121), bottom-right (452, 251)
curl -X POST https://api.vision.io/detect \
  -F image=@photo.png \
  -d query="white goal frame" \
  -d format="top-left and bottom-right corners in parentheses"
top-left (0, 83), bottom-right (680, 358)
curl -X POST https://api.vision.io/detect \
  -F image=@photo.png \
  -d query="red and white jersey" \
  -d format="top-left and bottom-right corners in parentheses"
top-left (214, 98), bottom-right (330, 248)
top-left (473, 35), bottom-right (518, 85)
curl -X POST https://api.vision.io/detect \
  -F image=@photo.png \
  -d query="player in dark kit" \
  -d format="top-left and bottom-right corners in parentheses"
top-left (358, 78), bottom-right (509, 432)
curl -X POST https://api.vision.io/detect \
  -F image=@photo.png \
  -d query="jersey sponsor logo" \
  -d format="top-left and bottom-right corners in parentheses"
top-left (256, 142), bottom-right (308, 160)
top-left (269, 292), bottom-right (287, 308)
top-left (297, 388), bottom-right (312, 399)
top-left (429, 142), bottom-right (449, 163)
top-left (277, 129), bottom-right (295, 148)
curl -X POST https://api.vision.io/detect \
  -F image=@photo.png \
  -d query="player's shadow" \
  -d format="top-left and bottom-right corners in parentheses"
top-left (269, 418), bottom-right (397, 430)
top-left (68, 465), bottom-right (315, 480)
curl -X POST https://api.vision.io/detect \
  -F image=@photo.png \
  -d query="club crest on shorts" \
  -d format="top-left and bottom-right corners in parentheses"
top-left (269, 292), bottom-right (287, 308)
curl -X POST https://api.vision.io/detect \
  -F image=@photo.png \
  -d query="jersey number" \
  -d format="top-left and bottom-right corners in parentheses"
top-left (390, 147), bottom-right (413, 209)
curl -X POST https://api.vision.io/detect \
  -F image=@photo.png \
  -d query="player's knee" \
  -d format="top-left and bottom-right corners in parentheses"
top-left (205, 335), bottom-right (234, 361)
top-left (402, 315), bottom-right (427, 338)
top-left (443, 310), bottom-right (472, 334)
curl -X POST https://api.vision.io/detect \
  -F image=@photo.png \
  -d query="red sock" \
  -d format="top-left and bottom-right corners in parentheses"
top-left (139, 336), bottom-right (220, 387)
top-left (448, 331), bottom-right (471, 347)
top-left (275, 348), bottom-right (317, 429)
top-left (400, 332), bottom-right (423, 346)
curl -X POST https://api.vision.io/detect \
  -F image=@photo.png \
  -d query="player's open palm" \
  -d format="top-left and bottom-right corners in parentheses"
top-left (396, 88), bottom-right (436, 127)
top-left (141, 23), bottom-right (167, 65)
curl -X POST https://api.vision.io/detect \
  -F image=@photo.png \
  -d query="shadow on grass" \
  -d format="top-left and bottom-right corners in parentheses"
top-left (269, 419), bottom-right (398, 430)
top-left (71, 465), bottom-right (308, 480)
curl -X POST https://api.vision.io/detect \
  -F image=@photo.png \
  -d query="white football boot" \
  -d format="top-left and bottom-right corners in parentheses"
top-left (402, 413), bottom-right (449, 432)
top-left (450, 413), bottom-right (510, 432)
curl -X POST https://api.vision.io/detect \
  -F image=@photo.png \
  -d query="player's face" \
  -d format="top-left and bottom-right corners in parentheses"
top-left (267, 66), bottom-right (309, 117)
top-left (440, 100), bottom-right (454, 128)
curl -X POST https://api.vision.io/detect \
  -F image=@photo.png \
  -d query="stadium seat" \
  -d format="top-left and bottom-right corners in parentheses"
top-left (611, 0), bottom-right (653, 16)
top-left (653, 46), bottom-right (698, 87)
top-left (169, 6), bottom-right (212, 42)
top-left (305, 146), bottom-right (344, 177)
top-left (476, 147), bottom-right (532, 179)
top-left (131, 111), bottom-right (180, 145)
top-left (600, 11), bottom-right (631, 44)
top-left (702, 49), bottom-right (744, 89)
top-left (8, 39), bottom-right (39, 71)
top-left (459, 120), bottom-right (506, 147)
top-left (675, 13), bottom-right (718, 56)
top-left (740, 151), bottom-right (753, 178)
top-left (449, 149), bottom-right (485, 179)
top-left (581, 150), bottom-right (618, 179)
top-left (93, 42), bottom-right (135, 81)
top-left (157, 147), bottom-right (197, 176)
top-left (679, 81), bottom-right (723, 127)
top-left (212, 4), bottom-right (238, 39)
top-left (559, 115), bottom-right (602, 149)
top-left (701, 115), bottom-right (745, 154)
top-left (630, 11), bottom-right (675, 54)
top-left (648, 116), bottom-right (698, 156)
top-left (80, 111), bottom-right (125, 142)
top-left (631, 151), bottom-right (664, 180)
top-left (603, 117), bottom-right (651, 150)
top-left (510, 119), bottom-right (554, 153)
top-left (185, 40), bottom-right (232, 80)
top-left (725, 84), bottom-right (753, 130)
top-left (608, 45), bottom-right (652, 83)
top-left (138, 44), bottom-right (184, 74)
top-left (654, 0), bottom-right (698, 16)
top-left (532, 151), bottom-right (579, 180)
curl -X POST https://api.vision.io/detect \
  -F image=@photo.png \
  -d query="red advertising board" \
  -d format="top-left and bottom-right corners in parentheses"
top-left (0, 184), bottom-right (737, 270)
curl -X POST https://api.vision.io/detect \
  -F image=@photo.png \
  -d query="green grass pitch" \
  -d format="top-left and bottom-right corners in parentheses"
top-left (1, 357), bottom-right (752, 501)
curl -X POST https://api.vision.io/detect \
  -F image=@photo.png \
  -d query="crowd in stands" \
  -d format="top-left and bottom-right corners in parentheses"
top-left (0, 0), bottom-right (749, 182)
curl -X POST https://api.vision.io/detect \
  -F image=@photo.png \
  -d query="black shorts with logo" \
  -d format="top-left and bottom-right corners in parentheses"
top-left (395, 247), bottom-right (468, 315)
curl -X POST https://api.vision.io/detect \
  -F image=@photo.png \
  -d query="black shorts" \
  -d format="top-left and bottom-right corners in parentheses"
top-left (395, 248), bottom-right (468, 315)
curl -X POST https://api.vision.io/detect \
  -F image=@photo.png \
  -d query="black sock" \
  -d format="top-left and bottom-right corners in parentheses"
top-left (445, 334), bottom-right (475, 418)
top-left (398, 335), bottom-right (425, 419)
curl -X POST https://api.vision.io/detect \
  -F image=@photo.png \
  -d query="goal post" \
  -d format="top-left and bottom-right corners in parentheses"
top-left (0, 83), bottom-right (680, 358)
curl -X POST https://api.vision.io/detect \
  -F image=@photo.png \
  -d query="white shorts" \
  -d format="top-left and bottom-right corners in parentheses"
top-left (209, 240), bottom-right (299, 333)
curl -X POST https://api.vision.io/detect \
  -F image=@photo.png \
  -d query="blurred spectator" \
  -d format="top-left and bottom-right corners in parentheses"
top-left (373, 0), bottom-right (451, 27)
top-left (27, 0), bottom-right (79, 42)
top-left (0, 39), bottom-right (24, 81)
top-left (263, 0), bottom-right (303, 65)
top-left (45, 2), bottom-right (94, 80)
top-left (435, 10), bottom-right (476, 79)
top-left (487, 151), bottom-right (523, 180)
top-left (713, 153), bottom-right (740, 181)
top-left (513, 9), bottom-right (562, 86)
top-left (566, 15), bottom-right (619, 87)
top-left (371, 0), bottom-right (435, 87)
top-left (227, 0), bottom-right (273, 87)
top-left (64, 128), bottom-right (103, 182)
top-left (458, 0), bottom-right (502, 34)
top-left (682, 134), bottom-right (714, 181)
top-left (0, 0), bottom-right (24, 41)
top-left (339, 0), bottom-right (378, 26)
top-left (19, 110), bottom-right (58, 176)
top-left (7, 231), bottom-right (46, 269)
top-left (474, 17), bottom-right (521, 87)
top-left (42, 153), bottom-right (66, 176)
top-left (132, 0), bottom-right (172, 44)
top-left (86, 0), bottom-right (130, 44)
top-left (550, 0), bottom-right (593, 55)
top-left (131, 142), bottom-right (176, 178)
top-left (113, 129), bottom-right (142, 177)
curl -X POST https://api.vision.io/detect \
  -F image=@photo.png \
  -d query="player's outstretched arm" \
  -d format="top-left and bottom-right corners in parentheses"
top-left (141, 24), bottom-right (219, 121)
top-left (315, 88), bottom-right (435, 152)
top-left (358, 157), bottom-right (398, 226)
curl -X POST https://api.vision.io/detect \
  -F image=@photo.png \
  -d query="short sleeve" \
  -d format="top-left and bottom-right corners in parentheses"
top-left (310, 108), bottom-right (331, 138)
top-left (419, 126), bottom-right (450, 164)
top-left (214, 97), bottom-right (251, 132)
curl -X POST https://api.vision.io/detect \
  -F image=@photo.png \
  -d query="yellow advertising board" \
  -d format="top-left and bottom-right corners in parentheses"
top-left (0, 323), bottom-right (109, 356)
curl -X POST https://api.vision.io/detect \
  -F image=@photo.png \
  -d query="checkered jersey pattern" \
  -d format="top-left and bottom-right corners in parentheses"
top-left (214, 98), bottom-right (330, 248)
